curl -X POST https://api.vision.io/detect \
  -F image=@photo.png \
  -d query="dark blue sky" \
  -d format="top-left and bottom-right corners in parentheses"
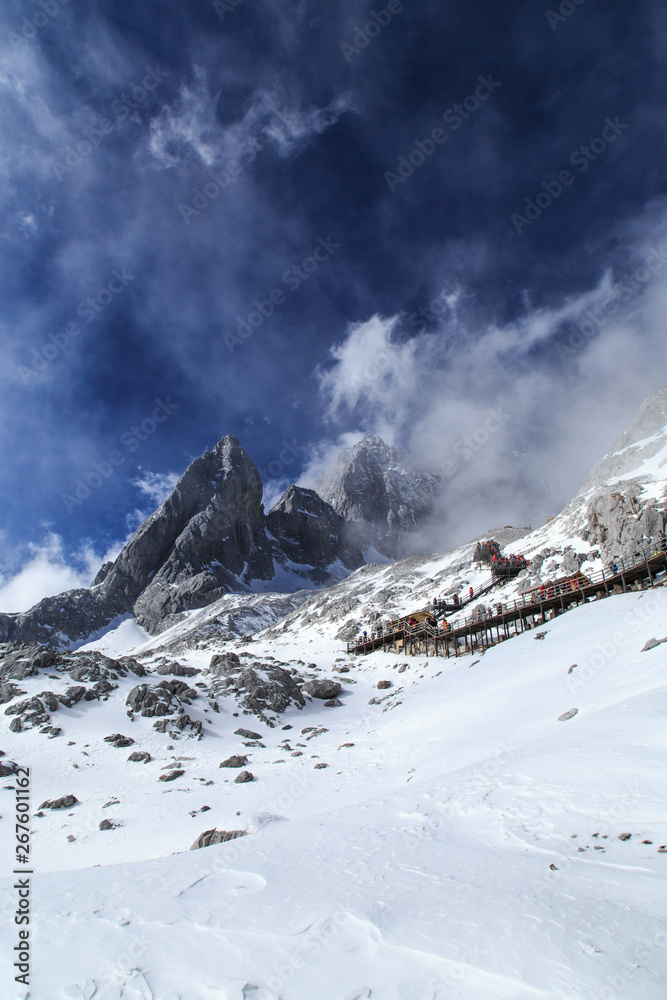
top-left (2, 0), bottom-right (667, 605)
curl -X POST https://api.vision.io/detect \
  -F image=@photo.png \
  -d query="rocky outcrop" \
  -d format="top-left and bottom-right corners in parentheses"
top-left (206, 655), bottom-right (305, 725)
top-left (190, 829), bottom-right (247, 850)
top-left (126, 680), bottom-right (198, 719)
top-left (267, 485), bottom-right (364, 582)
top-left (582, 485), bottom-right (666, 562)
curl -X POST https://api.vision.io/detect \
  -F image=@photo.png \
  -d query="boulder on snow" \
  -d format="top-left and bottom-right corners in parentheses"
top-left (104, 733), bottom-right (135, 748)
top-left (220, 755), bottom-right (248, 768)
top-left (641, 637), bottom-right (667, 652)
top-left (302, 679), bottom-right (341, 700)
top-left (377, 680), bottom-right (392, 689)
top-left (159, 769), bottom-right (184, 782)
top-left (234, 727), bottom-right (261, 739)
top-left (39, 795), bottom-right (78, 809)
top-left (558, 708), bottom-right (579, 722)
top-left (127, 751), bottom-right (152, 763)
top-left (209, 652), bottom-right (242, 675)
top-left (234, 770), bottom-right (254, 783)
top-left (190, 828), bottom-right (248, 850)
top-left (99, 819), bottom-right (121, 831)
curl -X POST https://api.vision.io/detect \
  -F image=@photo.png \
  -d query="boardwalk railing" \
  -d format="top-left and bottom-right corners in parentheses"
top-left (347, 538), bottom-right (667, 657)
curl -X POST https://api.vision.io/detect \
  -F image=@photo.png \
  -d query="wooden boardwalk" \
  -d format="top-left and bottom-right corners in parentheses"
top-left (347, 540), bottom-right (667, 659)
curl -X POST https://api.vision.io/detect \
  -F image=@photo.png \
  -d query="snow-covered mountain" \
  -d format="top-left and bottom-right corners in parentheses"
top-left (0, 438), bottom-right (366, 647)
top-left (1, 388), bottom-right (667, 998)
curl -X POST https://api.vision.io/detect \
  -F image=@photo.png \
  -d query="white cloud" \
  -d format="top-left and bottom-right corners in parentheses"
top-left (309, 216), bottom-right (667, 547)
top-left (0, 534), bottom-right (121, 613)
top-left (316, 315), bottom-right (420, 442)
top-left (131, 468), bottom-right (180, 508)
top-left (146, 70), bottom-right (350, 170)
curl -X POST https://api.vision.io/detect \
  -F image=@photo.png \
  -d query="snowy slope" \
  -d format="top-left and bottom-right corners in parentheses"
top-left (2, 587), bottom-right (667, 999)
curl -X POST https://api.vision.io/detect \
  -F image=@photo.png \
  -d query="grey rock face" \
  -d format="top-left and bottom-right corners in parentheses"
top-left (207, 657), bottom-right (305, 725)
top-left (40, 795), bottom-right (78, 809)
top-left (0, 645), bottom-right (56, 680)
top-left (209, 652), bottom-right (242, 676)
top-left (220, 755), bottom-right (248, 768)
top-left (234, 770), bottom-right (254, 783)
top-left (104, 733), bottom-right (135, 748)
top-left (125, 436), bottom-right (275, 630)
top-left (317, 435), bottom-right (441, 556)
top-left (302, 679), bottom-right (341, 700)
top-left (190, 828), bottom-right (247, 850)
top-left (641, 637), bottom-right (667, 651)
top-left (99, 818), bottom-right (121, 830)
top-left (0, 682), bottom-right (26, 705)
top-left (584, 486), bottom-right (666, 563)
top-left (126, 681), bottom-right (197, 719)
top-left (267, 485), bottom-right (364, 582)
top-left (155, 662), bottom-right (199, 677)
top-left (159, 769), bottom-right (185, 781)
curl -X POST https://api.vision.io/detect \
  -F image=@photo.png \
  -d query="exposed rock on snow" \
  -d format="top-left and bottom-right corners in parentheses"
top-left (641, 637), bottom-right (667, 651)
top-left (219, 755), bottom-right (248, 768)
top-left (190, 829), bottom-right (248, 850)
top-left (39, 794), bottom-right (78, 809)
top-left (303, 679), bottom-right (342, 700)
top-left (104, 733), bottom-right (135, 748)
top-left (126, 681), bottom-right (197, 719)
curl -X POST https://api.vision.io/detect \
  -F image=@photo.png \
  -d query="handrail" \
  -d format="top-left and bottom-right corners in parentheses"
top-left (347, 538), bottom-right (667, 652)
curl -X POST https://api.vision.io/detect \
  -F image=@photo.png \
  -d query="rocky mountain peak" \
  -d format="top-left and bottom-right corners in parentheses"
top-left (316, 434), bottom-right (441, 555)
top-left (266, 485), bottom-right (363, 583)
